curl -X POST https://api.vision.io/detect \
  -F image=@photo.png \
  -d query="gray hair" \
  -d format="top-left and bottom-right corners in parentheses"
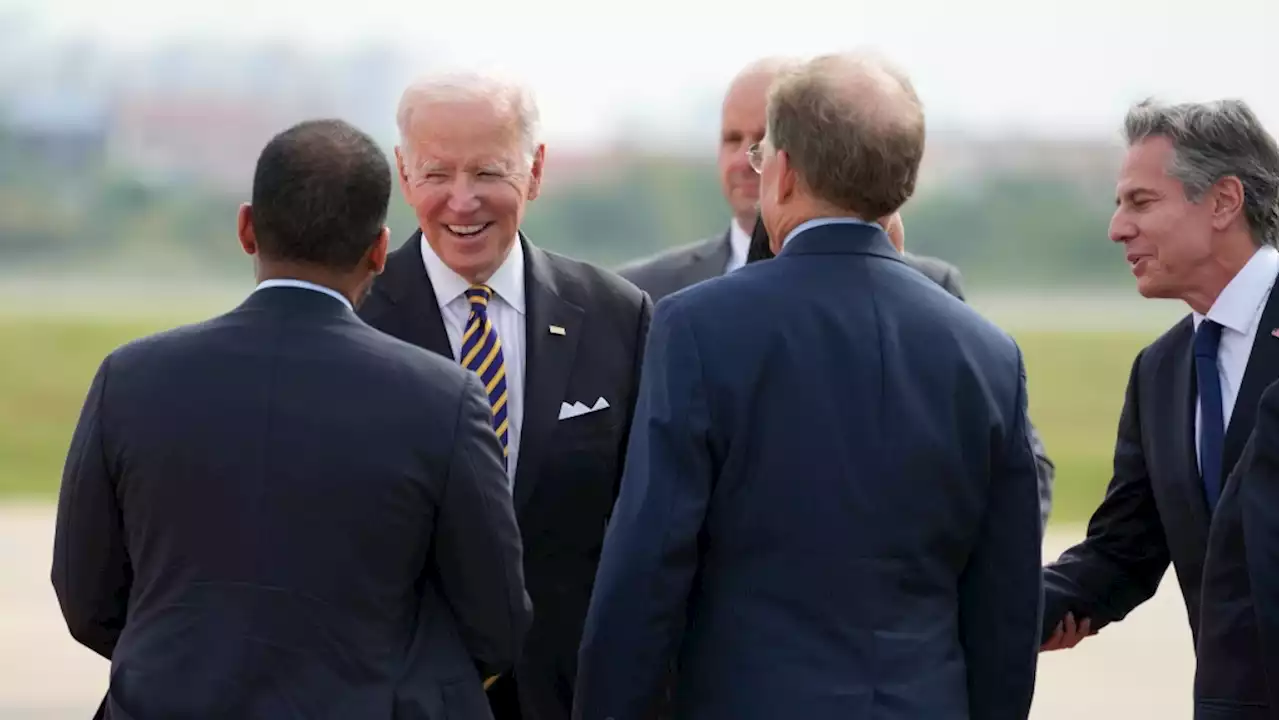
top-left (395, 71), bottom-right (541, 168)
top-left (1124, 98), bottom-right (1278, 247)
top-left (766, 51), bottom-right (926, 219)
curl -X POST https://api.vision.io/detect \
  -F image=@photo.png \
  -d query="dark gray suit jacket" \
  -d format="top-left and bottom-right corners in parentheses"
top-left (618, 226), bottom-right (1055, 526)
top-left (52, 285), bottom-right (531, 720)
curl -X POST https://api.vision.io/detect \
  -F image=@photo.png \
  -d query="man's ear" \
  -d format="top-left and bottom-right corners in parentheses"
top-left (775, 150), bottom-right (797, 206)
top-left (1208, 175), bottom-right (1246, 232)
top-left (368, 226), bottom-right (390, 275)
top-left (394, 147), bottom-right (412, 198)
top-left (237, 203), bottom-right (257, 256)
top-left (527, 143), bottom-right (547, 201)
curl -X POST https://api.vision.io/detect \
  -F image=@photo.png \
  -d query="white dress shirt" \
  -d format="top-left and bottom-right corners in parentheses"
top-left (421, 237), bottom-right (526, 483)
top-left (254, 278), bottom-right (353, 311)
top-left (726, 219), bottom-right (751, 273)
top-left (1193, 245), bottom-right (1279, 467)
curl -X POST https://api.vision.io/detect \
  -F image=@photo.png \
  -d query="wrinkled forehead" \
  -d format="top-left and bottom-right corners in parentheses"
top-left (401, 98), bottom-right (526, 168)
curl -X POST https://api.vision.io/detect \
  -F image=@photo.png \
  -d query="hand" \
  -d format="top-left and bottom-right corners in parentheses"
top-left (1041, 612), bottom-right (1095, 652)
top-left (483, 675), bottom-right (499, 690)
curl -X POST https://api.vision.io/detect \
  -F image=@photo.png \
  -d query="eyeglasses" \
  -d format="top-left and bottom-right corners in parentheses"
top-left (746, 142), bottom-right (765, 174)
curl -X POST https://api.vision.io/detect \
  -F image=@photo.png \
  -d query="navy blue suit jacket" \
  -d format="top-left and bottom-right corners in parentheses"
top-left (52, 286), bottom-right (532, 720)
top-left (1196, 380), bottom-right (1279, 719)
top-left (574, 222), bottom-right (1043, 720)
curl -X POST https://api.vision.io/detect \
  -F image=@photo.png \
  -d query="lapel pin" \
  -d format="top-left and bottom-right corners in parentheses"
top-left (549, 325), bottom-right (566, 336)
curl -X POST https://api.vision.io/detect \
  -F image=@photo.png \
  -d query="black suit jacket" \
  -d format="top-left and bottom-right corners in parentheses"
top-left (360, 232), bottom-right (652, 720)
top-left (1196, 380), bottom-right (1279, 719)
top-left (52, 286), bottom-right (531, 720)
top-left (1043, 281), bottom-right (1279, 647)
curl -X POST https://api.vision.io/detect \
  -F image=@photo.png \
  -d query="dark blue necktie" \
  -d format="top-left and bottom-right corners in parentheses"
top-left (1194, 319), bottom-right (1225, 508)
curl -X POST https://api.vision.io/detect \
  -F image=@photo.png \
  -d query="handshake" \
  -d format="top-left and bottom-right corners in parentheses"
top-left (1041, 613), bottom-right (1096, 652)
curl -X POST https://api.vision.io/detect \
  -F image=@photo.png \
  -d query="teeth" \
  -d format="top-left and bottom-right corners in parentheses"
top-left (448, 224), bottom-right (487, 236)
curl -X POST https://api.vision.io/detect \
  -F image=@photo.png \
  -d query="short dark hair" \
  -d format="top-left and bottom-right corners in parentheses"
top-left (251, 119), bottom-right (392, 269)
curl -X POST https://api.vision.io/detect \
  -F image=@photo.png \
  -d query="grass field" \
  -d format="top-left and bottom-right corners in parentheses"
top-left (0, 299), bottom-right (1167, 525)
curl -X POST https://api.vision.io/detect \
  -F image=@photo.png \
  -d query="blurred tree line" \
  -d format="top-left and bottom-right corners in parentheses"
top-left (0, 126), bottom-right (1131, 288)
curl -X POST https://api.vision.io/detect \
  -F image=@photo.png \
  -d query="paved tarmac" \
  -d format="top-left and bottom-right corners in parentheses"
top-left (0, 502), bottom-right (1193, 718)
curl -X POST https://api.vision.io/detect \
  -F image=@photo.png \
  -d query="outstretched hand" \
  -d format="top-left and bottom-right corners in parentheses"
top-left (1041, 612), bottom-right (1095, 652)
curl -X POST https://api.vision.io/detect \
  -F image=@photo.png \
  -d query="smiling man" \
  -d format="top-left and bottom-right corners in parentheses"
top-left (1040, 100), bottom-right (1278, 716)
top-left (358, 72), bottom-right (652, 720)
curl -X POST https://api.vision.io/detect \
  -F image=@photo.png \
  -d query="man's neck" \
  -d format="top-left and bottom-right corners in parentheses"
top-left (256, 261), bottom-right (360, 308)
top-left (1181, 239), bottom-right (1260, 315)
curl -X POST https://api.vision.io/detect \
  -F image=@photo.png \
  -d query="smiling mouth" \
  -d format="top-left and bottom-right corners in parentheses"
top-left (446, 223), bottom-right (492, 238)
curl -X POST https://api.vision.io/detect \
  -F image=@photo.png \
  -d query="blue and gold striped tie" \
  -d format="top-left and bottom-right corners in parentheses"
top-left (461, 285), bottom-right (509, 468)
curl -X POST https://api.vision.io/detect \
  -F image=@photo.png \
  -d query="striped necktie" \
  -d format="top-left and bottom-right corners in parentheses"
top-left (461, 285), bottom-right (510, 469)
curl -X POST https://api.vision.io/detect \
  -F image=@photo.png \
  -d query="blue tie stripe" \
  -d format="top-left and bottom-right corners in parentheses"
top-left (1194, 319), bottom-right (1225, 508)
top-left (461, 286), bottom-right (509, 469)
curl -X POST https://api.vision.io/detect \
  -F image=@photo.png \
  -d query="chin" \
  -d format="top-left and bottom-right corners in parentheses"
top-left (1135, 277), bottom-right (1173, 300)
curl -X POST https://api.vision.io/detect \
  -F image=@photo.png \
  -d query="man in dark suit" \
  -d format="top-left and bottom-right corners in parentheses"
top-left (616, 57), bottom-right (798, 299)
top-left (619, 55), bottom-right (1055, 527)
top-left (575, 52), bottom-right (1043, 720)
top-left (1039, 99), bottom-right (1279, 699)
top-left (51, 119), bottom-right (531, 719)
top-left (358, 73), bottom-right (651, 720)
top-left (748, 209), bottom-right (1059, 525)
top-left (1195, 380), bottom-right (1278, 719)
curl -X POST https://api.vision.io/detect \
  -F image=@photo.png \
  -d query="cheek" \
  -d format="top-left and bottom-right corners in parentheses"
top-left (405, 186), bottom-right (447, 218)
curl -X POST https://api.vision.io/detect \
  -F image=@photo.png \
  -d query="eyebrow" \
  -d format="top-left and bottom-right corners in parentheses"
top-left (414, 159), bottom-right (513, 174)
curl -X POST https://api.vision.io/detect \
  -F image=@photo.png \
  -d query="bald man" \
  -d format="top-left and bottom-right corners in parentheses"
top-left (749, 210), bottom-right (1057, 528)
top-left (576, 52), bottom-right (1042, 720)
top-left (616, 57), bottom-right (797, 299)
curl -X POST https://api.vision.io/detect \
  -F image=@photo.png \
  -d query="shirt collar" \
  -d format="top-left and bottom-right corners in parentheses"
top-left (254, 278), bottom-right (353, 311)
top-left (1194, 245), bottom-right (1278, 334)
top-left (727, 219), bottom-right (751, 272)
top-left (420, 232), bottom-right (526, 314)
top-left (781, 216), bottom-right (882, 248)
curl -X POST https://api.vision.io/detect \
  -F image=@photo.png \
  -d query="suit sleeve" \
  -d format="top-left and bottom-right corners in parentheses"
top-left (958, 347), bottom-right (1043, 720)
top-left (613, 292), bottom-right (654, 503)
top-left (1041, 351), bottom-right (1170, 640)
top-left (51, 356), bottom-right (131, 660)
top-left (432, 373), bottom-right (533, 678)
top-left (1026, 419), bottom-right (1056, 530)
top-left (1239, 382), bottom-right (1278, 697)
top-left (940, 265), bottom-right (967, 301)
top-left (573, 301), bottom-right (712, 720)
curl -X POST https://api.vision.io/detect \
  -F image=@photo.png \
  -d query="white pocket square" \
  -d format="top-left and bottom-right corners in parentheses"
top-left (559, 397), bottom-right (610, 420)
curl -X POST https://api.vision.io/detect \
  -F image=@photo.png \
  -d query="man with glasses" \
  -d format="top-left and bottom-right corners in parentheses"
top-left (575, 51), bottom-right (1042, 720)
top-left (745, 139), bottom-right (1057, 530)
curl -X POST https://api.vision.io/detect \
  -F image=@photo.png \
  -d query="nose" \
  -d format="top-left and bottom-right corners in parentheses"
top-left (446, 177), bottom-right (482, 214)
top-left (1108, 208), bottom-right (1136, 244)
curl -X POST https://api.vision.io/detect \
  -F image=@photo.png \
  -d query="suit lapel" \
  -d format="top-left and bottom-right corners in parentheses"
top-left (1223, 280), bottom-right (1279, 479)
top-left (513, 238), bottom-right (584, 511)
top-left (1168, 322), bottom-right (1212, 529)
top-left (383, 231), bottom-right (452, 358)
top-left (683, 231), bottom-right (732, 286)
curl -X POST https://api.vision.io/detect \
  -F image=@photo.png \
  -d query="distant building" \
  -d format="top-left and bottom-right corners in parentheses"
top-left (2, 91), bottom-right (108, 173)
top-left (105, 92), bottom-right (315, 193)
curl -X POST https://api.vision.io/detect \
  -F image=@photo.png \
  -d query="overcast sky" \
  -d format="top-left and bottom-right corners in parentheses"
top-left (7, 0), bottom-right (1278, 146)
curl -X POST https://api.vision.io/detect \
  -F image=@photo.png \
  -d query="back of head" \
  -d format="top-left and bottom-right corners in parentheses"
top-left (251, 119), bottom-right (392, 270)
top-left (1123, 98), bottom-right (1278, 248)
top-left (766, 51), bottom-right (925, 220)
